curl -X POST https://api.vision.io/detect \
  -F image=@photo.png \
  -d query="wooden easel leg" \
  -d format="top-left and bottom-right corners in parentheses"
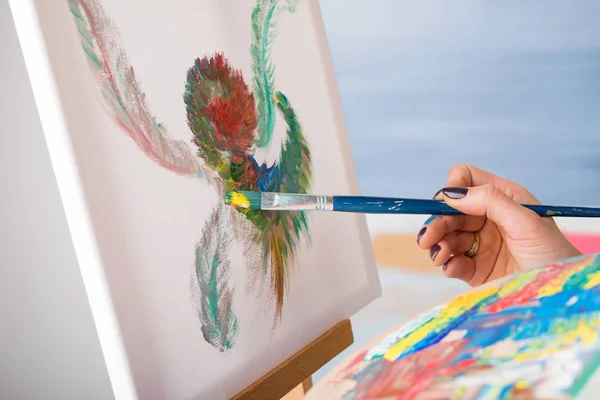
top-left (279, 376), bottom-right (313, 400)
top-left (301, 376), bottom-right (313, 393)
top-left (233, 319), bottom-right (353, 400)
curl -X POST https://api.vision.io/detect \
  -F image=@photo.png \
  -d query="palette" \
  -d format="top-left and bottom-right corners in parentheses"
top-left (306, 252), bottom-right (600, 399)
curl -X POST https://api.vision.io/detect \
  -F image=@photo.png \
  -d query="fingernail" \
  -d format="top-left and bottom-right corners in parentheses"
top-left (442, 186), bottom-right (468, 199)
top-left (442, 264), bottom-right (448, 272)
top-left (416, 226), bottom-right (427, 244)
top-left (432, 189), bottom-right (443, 199)
top-left (430, 244), bottom-right (441, 261)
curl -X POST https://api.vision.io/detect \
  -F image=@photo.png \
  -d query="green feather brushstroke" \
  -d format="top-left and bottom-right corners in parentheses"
top-left (250, 1), bottom-right (276, 148)
top-left (237, 92), bottom-right (311, 241)
top-left (246, 0), bottom-right (311, 316)
top-left (193, 204), bottom-right (239, 352)
top-left (266, 91), bottom-right (312, 301)
top-left (239, 90), bottom-right (311, 316)
top-left (250, 0), bottom-right (300, 148)
top-left (272, 91), bottom-right (312, 205)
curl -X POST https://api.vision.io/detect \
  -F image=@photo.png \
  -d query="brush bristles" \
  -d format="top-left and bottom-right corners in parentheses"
top-left (224, 190), bottom-right (262, 209)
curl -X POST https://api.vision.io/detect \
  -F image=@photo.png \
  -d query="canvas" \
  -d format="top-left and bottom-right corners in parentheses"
top-left (8, 0), bottom-right (380, 398)
top-left (306, 253), bottom-right (600, 399)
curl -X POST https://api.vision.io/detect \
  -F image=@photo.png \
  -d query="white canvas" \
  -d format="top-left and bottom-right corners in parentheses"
top-left (8, 0), bottom-right (380, 398)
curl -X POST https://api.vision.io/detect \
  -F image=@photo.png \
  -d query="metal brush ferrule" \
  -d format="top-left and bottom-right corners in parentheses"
top-left (261, 193), bottom-right (334, 211)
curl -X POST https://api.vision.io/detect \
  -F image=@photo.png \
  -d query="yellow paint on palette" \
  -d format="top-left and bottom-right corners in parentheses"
top-left (514, 343), bottom-right (564, 363)
top-left (514, 318), bottom-right (600, 363)
top-left (383, 286), bottom-right (498, 361)
top-left (515, 380), bottom-right (528, 390)
top-left (496, 269), bottom-right (539, 297)
top-left (584, 270), bottom-right (600, 289)
top-left (537, 260), bottom-right (592, 298)
top-left (569, 320), bottom-right (599, 345)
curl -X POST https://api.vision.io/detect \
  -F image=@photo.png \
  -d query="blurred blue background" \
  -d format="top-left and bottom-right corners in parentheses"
top-left (320, 0), bottom-right (600, 206)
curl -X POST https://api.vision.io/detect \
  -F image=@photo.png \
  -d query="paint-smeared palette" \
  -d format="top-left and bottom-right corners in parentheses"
top-left (307, 252), bottom-right (600, 399)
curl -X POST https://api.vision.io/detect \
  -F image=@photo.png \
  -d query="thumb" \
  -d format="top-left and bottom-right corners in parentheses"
top-left (441, 185), bottom-right (540, 234)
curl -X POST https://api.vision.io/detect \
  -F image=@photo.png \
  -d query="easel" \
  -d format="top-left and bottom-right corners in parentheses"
top-left (232, 319), bottom-right (354, 400)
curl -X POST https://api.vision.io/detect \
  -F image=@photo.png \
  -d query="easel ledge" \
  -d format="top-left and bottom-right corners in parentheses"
top-left (232, 319), bottom-right (354, 400)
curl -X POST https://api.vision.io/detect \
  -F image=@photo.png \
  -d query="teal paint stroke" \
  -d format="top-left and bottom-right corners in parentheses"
top-left (193, 204), bottom-right (239, 352)
top-left (250, 0), bottom-right (300, 148)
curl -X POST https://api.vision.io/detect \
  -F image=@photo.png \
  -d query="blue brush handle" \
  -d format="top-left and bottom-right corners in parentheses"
top-left (332, 196), bottom-right (600, 217)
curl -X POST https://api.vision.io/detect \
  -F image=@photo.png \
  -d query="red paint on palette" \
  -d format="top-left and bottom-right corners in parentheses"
top-left (487, 263), bottom-right (565, 314)
top-left (348, 339), bottom-right (469, 399)
top-left (335, 350), bottom-right (368, 382)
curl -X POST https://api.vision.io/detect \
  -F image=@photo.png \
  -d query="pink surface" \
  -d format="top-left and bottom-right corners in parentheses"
top-left (564, 232), bottom-right (600, 254)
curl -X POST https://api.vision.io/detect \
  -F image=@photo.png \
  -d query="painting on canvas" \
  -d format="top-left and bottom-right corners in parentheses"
top-left (10, 0), bottom-right (380, 398)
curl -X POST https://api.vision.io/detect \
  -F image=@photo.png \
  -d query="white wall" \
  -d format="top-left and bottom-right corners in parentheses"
top-left (0, 2), bottom-right (113, 398)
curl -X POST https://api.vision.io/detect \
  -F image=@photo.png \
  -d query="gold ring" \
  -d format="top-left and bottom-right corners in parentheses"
top-left (465, 231), bottom-right (480, 258)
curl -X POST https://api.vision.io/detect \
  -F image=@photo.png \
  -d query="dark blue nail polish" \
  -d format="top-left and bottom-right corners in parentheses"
top-left (432, 189), bottom-right (443, 199)
top-left (416, 226), bottom-right (427, 244)
top-left (430, 244), bottom-right (441, 261)
top-left (442, 187), bottom-right (468, 199)
top-left (442, 264), bottom-right (448, 271)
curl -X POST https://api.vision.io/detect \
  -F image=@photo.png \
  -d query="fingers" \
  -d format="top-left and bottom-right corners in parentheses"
top-left (417, 214), bottom-right (485, 249)
top-left (435, 225), bottom-right (503, 286)
top-left (424, 164), bottom-right (546, 285)
top-left (442, 255), bottom-right (476, 283)
top-left (444, 164), bottom-right (540, 204)
top-left (429, 231), bottom-right (478, 266)
top-left (446, 164), bottom-right (503, 188)
top-left (440, 184), bottom-right (540, 236)
top-left (424, 164), bottom-right (542, 286)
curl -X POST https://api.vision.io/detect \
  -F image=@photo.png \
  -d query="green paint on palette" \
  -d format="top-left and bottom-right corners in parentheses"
top-left (570, 351), bottom-right (600, 397)
top-left (563, 255), bottom-right (600, 290)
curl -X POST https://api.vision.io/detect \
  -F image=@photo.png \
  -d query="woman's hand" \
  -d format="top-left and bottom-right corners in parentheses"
top-left (416, 164), bottom-right (582, 285)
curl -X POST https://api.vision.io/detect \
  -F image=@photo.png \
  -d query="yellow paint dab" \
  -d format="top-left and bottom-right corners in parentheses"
top-left (497, 269), bottom-right (539, 297)
top-left (515, 381), bottom-right (528, 390)
top-left (565, 319), bottom-right (599, 345)
top-left (584, 270), bottom-right (600, 289)
top-left (383, 286), bottom-right (498, 361)
top-left (515, 318), bottom-right (600, 363)
top-left (445, 286), bottom-right (499, 315)
top-left (538, 261), bottom-right (591, 298)
top-left (227, 191), bottom-right (250, 208)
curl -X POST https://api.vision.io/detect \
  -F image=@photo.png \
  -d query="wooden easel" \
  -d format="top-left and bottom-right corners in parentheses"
top-left (231, 319), bottom-right (354, 400)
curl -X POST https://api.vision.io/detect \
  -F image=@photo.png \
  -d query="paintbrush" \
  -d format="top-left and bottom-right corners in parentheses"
top-left (224, 190), bottom-right (600, 217)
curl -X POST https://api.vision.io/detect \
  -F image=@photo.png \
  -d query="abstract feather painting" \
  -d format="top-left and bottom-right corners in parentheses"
top-left (67, 0), bottom-right (313, 350)
top-left (8, 0), bottom-right (379, 398)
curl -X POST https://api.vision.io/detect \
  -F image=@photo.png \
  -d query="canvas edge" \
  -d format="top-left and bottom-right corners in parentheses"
top-left (307, 0), bottom-right (382, 312)
top-left (6, 1), bottom-right (136, 398)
